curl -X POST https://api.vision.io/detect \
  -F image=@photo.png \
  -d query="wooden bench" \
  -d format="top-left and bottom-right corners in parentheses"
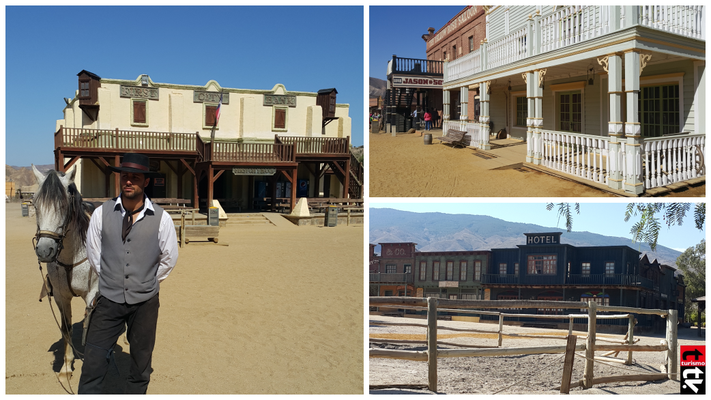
top-left (176, 212), bottom-right (219, 247)
top-left (437, 129), bottom-right (468, 148)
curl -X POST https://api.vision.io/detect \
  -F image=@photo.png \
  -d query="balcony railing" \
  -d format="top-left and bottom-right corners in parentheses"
top-left (207, 141), bottom-right (296, 163)
top-left (275, 135), bottom-right (349, 155)
top-left (55, 127), bottom-right (199, 153)
top-left (389, 56), bottom-right (444, 76)
top-left (370, 273), bottom-right (413, 284)
top-left (642, 134), bottom-right (706, 189)
top-left (483, 273), bottom-right (656, 289)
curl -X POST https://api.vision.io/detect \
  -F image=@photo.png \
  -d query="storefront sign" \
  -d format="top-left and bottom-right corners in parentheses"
top-left (120, 86), bottom-right (159, 100)
top-left (264, 94), bottom-right (296, 107)
top-left (232, 167), bottom-right (276, 176)
top-left (427, 6), bottom-right (480, 49)
top-left (391, 75), bottom-right (443, 88)
top-left (439, 281), bottom-right (459, 288)
top-left (525, 233), bottom-right (562, 245)
top-left (194, 91), bottom-right (229, 104)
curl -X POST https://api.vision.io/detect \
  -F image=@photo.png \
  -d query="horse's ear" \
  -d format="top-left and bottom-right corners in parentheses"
top-left (31, 164), bottom-right (46, 186)
top-left (65, 166), bottom-right (77, 182)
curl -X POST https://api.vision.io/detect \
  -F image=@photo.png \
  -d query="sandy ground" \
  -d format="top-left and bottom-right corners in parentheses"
top-left (5, 202), bottom-right (364, 394)
top-left (369, 130), bottom-right (705, 197)
top-left (369, 315), bottom-right (706, 395)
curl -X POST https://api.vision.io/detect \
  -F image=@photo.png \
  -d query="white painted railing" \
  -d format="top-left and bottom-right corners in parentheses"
top-left (642, 134), bottom-right (706, 189)
top-left (442, 120), bottom-right (484, 149)
top-left (540, 6), bottom-right (611, 53)
top-left (541, 130), bottom-right (610, 185)
top-left (447, 48), bottom-right (480, 81)
top-left (637, 6), bottom-right (704, 40)
top-left (487, 25), bottom-right (528, 69)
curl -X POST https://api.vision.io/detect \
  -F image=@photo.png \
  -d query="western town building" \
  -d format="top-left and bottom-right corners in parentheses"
top-left (369, 232), bottom-right (686, 330)
top-left (54, 71), bottom-right (362, 212)
top-left (436, 5), bottom-right (705, 195)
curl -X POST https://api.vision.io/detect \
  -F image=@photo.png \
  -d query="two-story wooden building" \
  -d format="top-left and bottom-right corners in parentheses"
top-left (54, 71), bottom-right (362, 212)
top-left (440, 5), bottom-right (705, 195)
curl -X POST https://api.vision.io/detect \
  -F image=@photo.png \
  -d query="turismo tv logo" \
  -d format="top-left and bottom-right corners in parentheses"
top-left (680, 345), bottom-right (705, 394)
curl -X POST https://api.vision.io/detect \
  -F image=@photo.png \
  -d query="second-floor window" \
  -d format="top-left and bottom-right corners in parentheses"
top-left (385, 264), bottom-right (396, 274)
top-left (445, 261), bottom-right (454, 280)
top-left (80, 80), bottom-right (90, 98)
top-left (460, 261), bottom-right (467, 281)
top-left (514, 263), bottom-right (519, 276)
top-left (205, 104), bottom-right (218, 127)
top-left (605, 262), bottom-right (615, 277)
top-left (132, 99), bottom-right (147, 126)
top-left (468, 36), bottom-right (474, 52)
top-left (474, 260), bottom-right (481, 281)
top-left (499, 263), bottom-right (507, 275)
top-left (528, 255), bottom-right (557, 275)
top-left (433, 261), bottom-right (440, 281)
top-left (419, 261), bottom-right (427, 281)
top-left (404, 264), bottom-right (412, 274)
top-left (582, 262), bottom-right (591, 276)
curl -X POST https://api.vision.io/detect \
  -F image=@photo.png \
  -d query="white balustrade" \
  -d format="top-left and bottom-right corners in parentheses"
top-left (487, 26), bottom-right (528, 69)
top-left (638, 6), bottom-right (704, 40)
top-left (540, 6), bottom-right (610, 53)
top-left (446, 49), bottom-right (480, 81)
top-left (541, 130), bottom-right (609, 184)
top-left (643, 134), bottom-right (706, 189)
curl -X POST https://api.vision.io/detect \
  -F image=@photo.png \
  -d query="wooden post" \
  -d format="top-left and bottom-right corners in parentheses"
top-left (180, 211), bottom-right (185, 248)
top-left (569, 316), bottom-right (574, 335)
top-left (427, 297), bottom-right (438, 393)
top-left (626, 315), bottom-right (635, 365)
top-left (583, 301), bottom-right (596, 389)
top-left (666, 309), bottom-right (678, 381)
top-left (498, 313), bottom-right (504, 347)
top-left (560, 335), bottom-right (578, 394)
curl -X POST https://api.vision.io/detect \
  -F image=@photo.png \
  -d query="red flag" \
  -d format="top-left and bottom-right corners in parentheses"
top-left (215, 93), bottom-right (223, 126)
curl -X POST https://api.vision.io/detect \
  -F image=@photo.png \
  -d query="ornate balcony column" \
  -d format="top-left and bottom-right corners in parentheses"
top-left (533, 69), bottom-right (546, 165)
top-left (460, 86), bottom-right (469, 125)
top-left (479, 81), bottom-right (491, 150)
top-left (524, 71), bottom-right (535, 163)
top-left (624, 50), bottom-right (649, 195)
top-left (599, 53), bottom-right (624, 190)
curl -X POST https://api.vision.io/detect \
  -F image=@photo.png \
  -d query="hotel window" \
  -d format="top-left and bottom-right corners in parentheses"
top-left (499, 263), bottom-right (507, 275)
top-left (460, 261), bottom-right (468, 281)
top-left (433, 261), bottom-right (440, 281)
top-left (443, 51), bottom-right (447, 61)
top-left (272, 106), bottom-right (288, 131)
top-left (474, 260), bottom-right (481, 281)
top-left (404, 264), bottom-right (412, 274)
top-left (516, 97), bottom-right (527, 127)
top-left (528, 255), bottom-right (557, 275)
top-left (605, 262), bottom-right (615, 277)
top-left (452, 45), bottom-right (457, 59)
top-left (385, 264), bottom-right (396, 274)
top-left (446, 261), bottom-right (454, 281)
top-left (419, 261), bottom-right (427, 281)
top-left (131, 99), bottom-right (148, 126)
top-left (514, 263), bottom-right (519, 276)
top-left (468, 36), bottom-right (474, 52)
top-left (204, 104), bottom-right (218, 128)
top-left (639, 84), bottom-right (680, 137)
top-left (582, 262), bottom-right (591, 277)
top-left (559, 92), bottom-right (582, 132)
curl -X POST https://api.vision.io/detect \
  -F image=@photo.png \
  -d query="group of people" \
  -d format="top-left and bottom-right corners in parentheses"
top-left (412, 107), bottom-right (441, 131)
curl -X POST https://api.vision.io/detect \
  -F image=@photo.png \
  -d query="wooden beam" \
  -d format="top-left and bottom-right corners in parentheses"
top-left (438, 344), bottom-right (586, 358)
top-left (180, 158), bottom-right (196, 176)
top-left (163, 159), bottom-right (178, 175)
top-left (211, 169), bottom-right (224, 184)
top-left (63, 156), bottom-right (81, 172)
top-left (583, 301), bottom-right (596, 389)
top-left (427, 297), bottom-right (438, 393)
top-left (290, 168), bottom-right (297, 212)
top-left (369, 348), bottom-right (428, 361)
top-left (560, 335), bottom-right (578, 394)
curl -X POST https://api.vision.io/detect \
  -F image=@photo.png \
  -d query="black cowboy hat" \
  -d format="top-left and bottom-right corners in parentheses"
top-left (108, 153), bottom-right (162, 177)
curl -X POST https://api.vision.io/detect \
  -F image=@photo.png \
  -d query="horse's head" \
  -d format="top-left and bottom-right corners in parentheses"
top-left (32, 165), bottom-right (78, 263)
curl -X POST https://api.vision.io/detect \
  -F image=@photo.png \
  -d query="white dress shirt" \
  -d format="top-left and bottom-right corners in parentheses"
top-left (86, 196), bottom-right (178, 282)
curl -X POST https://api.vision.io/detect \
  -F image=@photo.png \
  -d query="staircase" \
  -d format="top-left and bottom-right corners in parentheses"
top-left (227, 213), bottom-right (275, 226)
top-left (349, 151), bottom-right (363, 199)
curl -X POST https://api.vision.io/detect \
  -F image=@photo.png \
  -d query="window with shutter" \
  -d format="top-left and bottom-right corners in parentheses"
top-left (205, 105), bottom-right (217, 127)
top-left (131, 100), bottom-right (147, 126)
top-left (272, 106), bottom-right (288, 131)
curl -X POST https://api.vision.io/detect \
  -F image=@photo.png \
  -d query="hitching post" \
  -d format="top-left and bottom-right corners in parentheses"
top-left (583, 301), bottom-right (596, 389)
top-left (498, 313), bottom-right (504, 347)
top-left (626, 314), bottom-right (635, 365)
top-left (666, 309), bottom-right (678, 380)
top-left (427, 297), bottom-right (438, 392)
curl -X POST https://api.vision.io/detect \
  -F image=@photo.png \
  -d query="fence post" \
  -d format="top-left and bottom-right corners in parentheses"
top-left (666, 309), bottom-right (678, 380)
top-left (498, 313), bottom-right (504, 347)
top-left (583, 301), bottom-right (596, 389)
top-left (560, 334), bottom-right (578, 394)
top-left (427, 297), bottom-right (438, 392)
top-left (569, 316), bottom-right (574, 335)
top-left (626, 315), bottom-right (635, 365)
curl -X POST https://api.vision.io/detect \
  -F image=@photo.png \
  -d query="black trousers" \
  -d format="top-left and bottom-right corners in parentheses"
top-left (78, 294), bottom-right (160, 394)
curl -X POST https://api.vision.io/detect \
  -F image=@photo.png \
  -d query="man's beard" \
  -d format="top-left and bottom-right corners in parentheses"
top-left (122, 186), bottom-right (144, 200)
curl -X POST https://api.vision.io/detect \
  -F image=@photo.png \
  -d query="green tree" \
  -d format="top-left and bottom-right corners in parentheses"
top-left (547, 202), bottom-right (705, 251)
top-left (676, 240), bottom-right (705, 323)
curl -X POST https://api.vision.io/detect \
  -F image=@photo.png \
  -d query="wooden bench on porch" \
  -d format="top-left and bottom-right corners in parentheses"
top-left (437, 129), bottom-right (468, 148)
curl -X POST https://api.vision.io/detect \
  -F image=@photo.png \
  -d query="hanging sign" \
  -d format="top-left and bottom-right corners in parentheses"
top-left (232, 167), bottom-right (276, 176)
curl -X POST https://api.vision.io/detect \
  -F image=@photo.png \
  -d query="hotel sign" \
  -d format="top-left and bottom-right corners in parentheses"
top-left (120, 86), bottom-right (159, 100)
top-left (392, 75), bottom-right (443, 88)
top-left (525, 233), bottom-right (562, 246)
top-left (232, 167), bottom-right (276, 176)
top-left (264, 94), bottom-right (297, 107)
top-left (194, 91), bottom-right (229, 104)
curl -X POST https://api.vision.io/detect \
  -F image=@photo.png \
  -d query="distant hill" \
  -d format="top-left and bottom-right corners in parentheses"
top-left (6, 164), bottom-right (54, 188)
top-left (369, 77), bottom-right (386, 99)
top-left (370, 208), bottom-right (683, 267)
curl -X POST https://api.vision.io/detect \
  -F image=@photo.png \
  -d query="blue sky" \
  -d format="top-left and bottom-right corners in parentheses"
top-left (369, 6), bottom-right (464, 81)
top-left (369, 201), bottom-right (706, 252)
top-left (4, 6), bottom-right (364, 167)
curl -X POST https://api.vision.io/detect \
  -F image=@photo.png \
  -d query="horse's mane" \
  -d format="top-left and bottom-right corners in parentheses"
top-left (35, 170), bottom-right (91, 243)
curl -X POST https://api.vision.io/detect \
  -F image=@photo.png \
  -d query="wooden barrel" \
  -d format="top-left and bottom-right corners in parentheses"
top-left (424, 133), bottom-right (432, 145)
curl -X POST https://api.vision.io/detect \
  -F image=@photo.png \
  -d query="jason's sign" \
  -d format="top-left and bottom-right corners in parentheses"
top-left (392, 75), bottom-right (443, 88)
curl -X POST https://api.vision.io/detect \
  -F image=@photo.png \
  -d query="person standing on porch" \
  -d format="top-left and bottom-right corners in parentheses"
top-left (424, 109), bottom-right (432, 131)
top-left (79, 153), bottom-right (178, 394)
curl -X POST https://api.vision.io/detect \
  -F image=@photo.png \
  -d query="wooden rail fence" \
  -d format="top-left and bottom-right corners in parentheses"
top-left (369, 297), bottom-right (678, 393)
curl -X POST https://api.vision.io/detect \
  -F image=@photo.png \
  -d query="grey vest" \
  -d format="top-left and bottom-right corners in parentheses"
top-left (100, 198), bottom-right (164, 304)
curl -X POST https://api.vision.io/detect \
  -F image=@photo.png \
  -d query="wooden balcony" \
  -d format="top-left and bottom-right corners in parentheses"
top-left (206, 141), bottom-right (296, 164)
top-left (55, 127), bottom-right (201, 157)
top-left (275, 135), bottom-right (350, 159)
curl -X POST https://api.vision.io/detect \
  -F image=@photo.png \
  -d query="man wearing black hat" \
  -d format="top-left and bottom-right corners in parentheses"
top-left (79, 153), bottom-right (178, 394)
